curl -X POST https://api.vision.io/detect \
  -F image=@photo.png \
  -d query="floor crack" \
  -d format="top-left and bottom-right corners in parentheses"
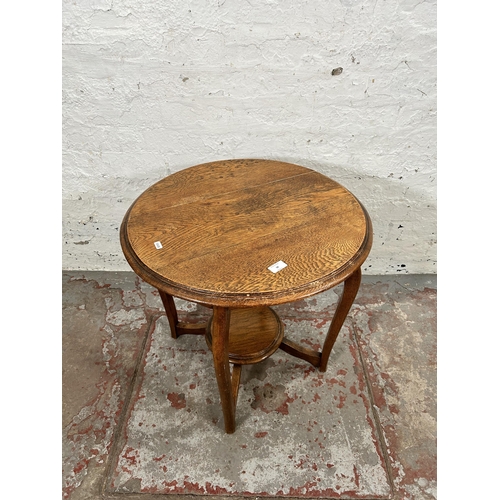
top-left (352, 318), bottom-right (396, 499)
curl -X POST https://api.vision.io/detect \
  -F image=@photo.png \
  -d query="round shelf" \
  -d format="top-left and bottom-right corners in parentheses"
top-left (205, 307), bottom-right (284, 365)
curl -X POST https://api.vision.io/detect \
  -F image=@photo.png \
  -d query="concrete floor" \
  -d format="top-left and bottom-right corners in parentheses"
top-left (62, 272), bottom-right (436, 500)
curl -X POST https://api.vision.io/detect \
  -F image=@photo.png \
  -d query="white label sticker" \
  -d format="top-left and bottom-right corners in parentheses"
top-left (268, 261), bottom-right (287, 273)
top-left (154, 241), bottom-right (163, 249)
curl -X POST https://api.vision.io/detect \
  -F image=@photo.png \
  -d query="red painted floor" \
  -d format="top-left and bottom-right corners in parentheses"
top-left (62, 272), bottom-right (436, 500)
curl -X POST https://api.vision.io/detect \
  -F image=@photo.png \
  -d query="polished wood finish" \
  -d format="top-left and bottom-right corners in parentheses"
top-left (158, 290), bottom-right (179, 339)
top-left (120, 159), bottom-right (373, 433)
top-left (158, 290), bottom-right (206, 339)
top-left (277, 268), bottom-right (362, 372)
top-left (319, 267), bottom-right (362, 372)
top-left (279, 338), bottom-right (322, 368)
top-left (206, 307), bottom-right (284, 365)
top-left (231, 364), bottom-right (242, 408)
top-left (211, 306), bottom-right (236, 434)
top-left (121, 159), bottom-right (372, 307)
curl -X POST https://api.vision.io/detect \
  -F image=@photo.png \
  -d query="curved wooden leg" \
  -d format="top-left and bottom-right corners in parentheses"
top-left (231, 364), bottom-right (242, 404)
top-left (319, 267), bottom-right (362, 372)
top-left (211, 306), bottom-right (236, 434)
top-left (158, 290), bottom-right (179, 339)
top-left (158, 289), bottom-right (207, 339)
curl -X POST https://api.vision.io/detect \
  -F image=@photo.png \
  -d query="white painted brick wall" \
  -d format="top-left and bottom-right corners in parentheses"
top-left (62, 0), bottom-right (436, 274)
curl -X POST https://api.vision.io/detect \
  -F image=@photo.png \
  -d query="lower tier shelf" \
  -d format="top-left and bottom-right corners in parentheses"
top-left (205, 307), bottom-right (284, 365)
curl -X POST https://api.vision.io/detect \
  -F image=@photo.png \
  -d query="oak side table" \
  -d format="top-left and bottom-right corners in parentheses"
top-left (120, 159), bottom-right (373, 433)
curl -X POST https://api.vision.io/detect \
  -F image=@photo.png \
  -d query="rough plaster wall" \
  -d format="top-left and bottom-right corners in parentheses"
top-left (62, 0), bottom-right (436, 274)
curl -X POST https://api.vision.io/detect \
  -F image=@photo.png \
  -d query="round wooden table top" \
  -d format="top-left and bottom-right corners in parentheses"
top-left (120, 159), bottom-right (373, 307)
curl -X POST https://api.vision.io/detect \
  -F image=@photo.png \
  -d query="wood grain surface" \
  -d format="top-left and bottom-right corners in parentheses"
top-left (120, 159), bottom-right (372, 307)
top-left (206, 307), bottom-right (284, 365)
